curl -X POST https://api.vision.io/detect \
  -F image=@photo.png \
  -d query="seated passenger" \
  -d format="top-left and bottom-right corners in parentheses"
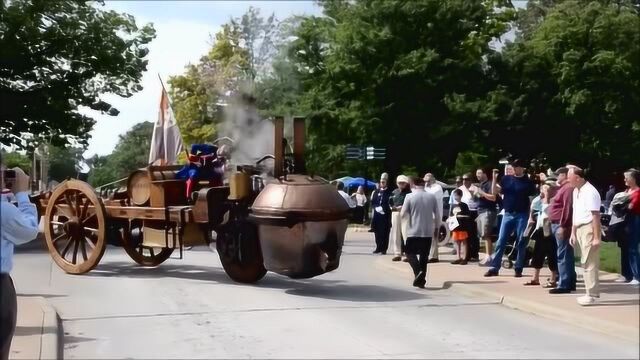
top-left (177, 144), bottom-right (227, 199)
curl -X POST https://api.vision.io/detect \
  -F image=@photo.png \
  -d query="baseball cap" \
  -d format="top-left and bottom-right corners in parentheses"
top-left (554, 167), bottom-right (569, 176)
top-left (396, 175), bottom-right (409, 184)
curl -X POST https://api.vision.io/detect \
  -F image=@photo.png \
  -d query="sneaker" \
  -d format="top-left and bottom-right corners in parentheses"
top-left (629, 279), bottom-right (640, 286)
top-left (391, 256), bottom-right (402, 262)
top-left (451, 259), bottom-right (462, 265)
top-left (615, 277), bottom-right (631, 283)
top-left (577, 295), bottom-right (596, 306)
top-left (428, 258), bottom-right (439, 263)
top-left (459, 260), bottom-right (468, 265)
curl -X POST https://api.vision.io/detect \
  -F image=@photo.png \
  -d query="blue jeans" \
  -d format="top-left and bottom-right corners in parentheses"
top-left (553, 223), bottom-right (577, 290)
top-left (490, 212), bottom-right (529, 272)
top-left (627, 213), bottom-right (640, 281)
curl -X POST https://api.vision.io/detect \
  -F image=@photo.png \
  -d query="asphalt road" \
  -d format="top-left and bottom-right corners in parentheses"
top-left (13, 233), bottom-right (640, 359)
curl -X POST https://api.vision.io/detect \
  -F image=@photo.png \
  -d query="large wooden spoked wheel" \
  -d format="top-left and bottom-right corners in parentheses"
top-left (44, 180), bottom-right (107, 274)
top-left (121, 220), bottom-right (174, 267)
top-left (217, 219), bottom-right (267, 283)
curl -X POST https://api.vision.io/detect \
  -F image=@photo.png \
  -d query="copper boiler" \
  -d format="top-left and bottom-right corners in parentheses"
top-left (249, 117), bottom-right (349, 278)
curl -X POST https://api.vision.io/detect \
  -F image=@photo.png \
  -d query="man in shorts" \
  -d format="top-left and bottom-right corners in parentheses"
top-left (475, 168), bottom-right (498, 265)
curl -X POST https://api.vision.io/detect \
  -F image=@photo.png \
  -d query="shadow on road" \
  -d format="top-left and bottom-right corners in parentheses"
top-left (15, 325), bottom-right (58, 336)
top-left (83, 262), bottom-right (425, 303)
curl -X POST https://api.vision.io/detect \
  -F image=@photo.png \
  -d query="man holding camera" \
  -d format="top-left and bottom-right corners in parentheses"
top-left (1, 165), bottom-right (39, 360)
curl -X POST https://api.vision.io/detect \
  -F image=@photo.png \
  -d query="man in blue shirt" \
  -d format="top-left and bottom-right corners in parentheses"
top-left (1, 164), bottom-right (39, 360)
top-left (485, 159), bottom-right (536, 278)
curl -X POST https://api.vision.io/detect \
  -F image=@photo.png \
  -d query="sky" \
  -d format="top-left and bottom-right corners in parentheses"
top-left (84, 1), bottom-right (322, 157)
top-left (84, 0), bottom-right (526, 158)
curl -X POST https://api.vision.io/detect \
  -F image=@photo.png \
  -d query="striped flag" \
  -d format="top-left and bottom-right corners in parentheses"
top-left (148, 82), bottom-right (184, 165)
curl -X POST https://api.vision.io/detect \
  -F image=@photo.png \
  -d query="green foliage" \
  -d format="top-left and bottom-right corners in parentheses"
top-left (88, 122), bottom-right (154, 187)
top-left (289, 0), bottom-right (517, 178)
top-left (0, 0), bottom-right (155, 150)
top-left (48, 145), bottom-right (84, 182)
top-left (453, 152), bottom-right (488, 178)
top-left (480, 0), bottom-right (640, 180)
top-left (1, 151), bottom-right (31, 174)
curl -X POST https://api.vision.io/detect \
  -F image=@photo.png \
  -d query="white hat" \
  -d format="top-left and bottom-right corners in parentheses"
top-left (380, 172), bottom-right (389, 181)
top-left (396, 175), bottom-right (409, 184)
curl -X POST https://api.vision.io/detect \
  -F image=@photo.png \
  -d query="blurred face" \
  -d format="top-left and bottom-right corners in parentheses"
top-left (357, 186), bottom-right (364, 194)
top-left (454, 193), bottom-right (462, 202)
top-left (557, 172), bottom-right (567, 184)
top-left (513, 166), bottom-right (525, 176)
top-left (455, 177), bottom-right (462, 186)
top-left (424, 173), bottom-right (434, 185)
top-left (380, 180), bottom-right (387, 188)
top-left (541, 184), bottom-right (550, 199)
top-left (462, 175), bottom-right (472, 188)
top-left (476, 170), bottom-right (486, 182)
top-left (567, 168), bottom-right (580, 187)
top-left (398, 181), bottom-right (408, 190)
top-left (538, 173), bottom-right (547, 181)
top-left (624, 172), bottom-right (637, 188)
top-left (505, 165), bottom-right (514, 176)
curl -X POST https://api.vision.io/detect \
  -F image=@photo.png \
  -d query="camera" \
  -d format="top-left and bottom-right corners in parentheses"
top-left (2, 169), bottom-right (16, 189)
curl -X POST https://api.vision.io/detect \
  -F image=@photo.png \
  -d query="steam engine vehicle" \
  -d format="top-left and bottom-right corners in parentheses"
top-left (31, 117), bottom-right (349, 283)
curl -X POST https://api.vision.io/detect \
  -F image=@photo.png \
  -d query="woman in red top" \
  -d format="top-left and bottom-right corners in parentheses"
top-left (624, 169), bottom-right (640, 285)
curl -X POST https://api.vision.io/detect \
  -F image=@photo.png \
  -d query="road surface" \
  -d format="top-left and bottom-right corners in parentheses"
top-left (13, 233), bottom-right (640, 359)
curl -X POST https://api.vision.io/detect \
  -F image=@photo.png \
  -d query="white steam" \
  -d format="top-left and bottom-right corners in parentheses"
top-left (219, 95), bottom-right (275, 172)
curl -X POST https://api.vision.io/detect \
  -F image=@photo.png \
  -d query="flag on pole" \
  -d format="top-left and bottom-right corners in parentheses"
top-left (149, 79), bottom-right (184, 165)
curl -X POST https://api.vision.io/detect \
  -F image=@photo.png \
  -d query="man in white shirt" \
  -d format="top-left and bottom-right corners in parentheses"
top-left (336, 181), bottom-right (356, 209)
top-left (568, 166), bottom-right (602, 306)
top-left (424, 173), bottom-right (443, 262)
top-left (401, 177), bottom-right (441, 288)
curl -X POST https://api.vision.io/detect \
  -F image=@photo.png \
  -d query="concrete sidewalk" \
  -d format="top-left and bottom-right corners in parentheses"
top-left (10, 296), bottom-right (61, 360)
top-left (351, 230), bottom-right (640, 343)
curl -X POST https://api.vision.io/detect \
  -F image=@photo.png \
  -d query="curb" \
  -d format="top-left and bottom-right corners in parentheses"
top-left (36, 297), bottom-right (62, 360)
top-left (375, 257), bottom-right (640, 344)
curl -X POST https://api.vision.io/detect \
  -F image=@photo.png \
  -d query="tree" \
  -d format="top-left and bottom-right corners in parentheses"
top-left (480, 0), bottom-right (640, 180)
top-left (1, 150), bottom-right (31, 174)
top-left (48, 145), bottom-right (84, 182)
top-left (168, 7), bottom-right (281, 145)
top-left (88, 121), bottom-right (154, 187)
top-left (288, 0), bottom-right (516, 178)
top-left (0, 0), bottom-right (155, 150)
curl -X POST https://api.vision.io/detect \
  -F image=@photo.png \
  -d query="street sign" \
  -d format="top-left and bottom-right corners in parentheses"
top-left (366, 146), bottom-right (386, 160)
top-left (345, 145), bottom-right (385, 160)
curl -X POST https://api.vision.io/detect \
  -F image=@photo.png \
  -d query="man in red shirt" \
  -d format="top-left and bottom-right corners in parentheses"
top-left (547, 167), bottom-right (577, 294)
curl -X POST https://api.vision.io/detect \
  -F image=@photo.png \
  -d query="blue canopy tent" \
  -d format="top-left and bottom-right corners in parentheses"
top-left (343, 177), bottom-right (377, 191)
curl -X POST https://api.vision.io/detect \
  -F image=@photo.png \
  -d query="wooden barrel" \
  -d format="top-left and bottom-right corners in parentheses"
top-left (127, 170), bottom-right (151, 206)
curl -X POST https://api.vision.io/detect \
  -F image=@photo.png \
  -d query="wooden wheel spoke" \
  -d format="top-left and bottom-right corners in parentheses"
top-left (79, 236), bottom-right (88, 261)
top-left (55, 205), bottom-right (73, 219)
top-left (84, 237), bottom-right (96, 250)
top-left (60, 237), bottom-right (74, 259)
top-left (52, 233), bottom-right (67, 243)
top-left (75, 192), bottom-right (83, 219)
top-left (149, 248), bottom-right (155, 257)
top-left (64, 192), bottom-right (76, 216)
top-left (80, 198), bottom-right (91, 221)
top-left (84, 227), bottom-right (99, 233)
top-left (83, 212), bottom-right (96, 224)
top-left (71, 238), bottom-right (80, 264)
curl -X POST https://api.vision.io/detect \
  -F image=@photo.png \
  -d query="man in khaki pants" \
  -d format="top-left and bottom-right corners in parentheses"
top-left (568, 166), bottom-right (602, 306)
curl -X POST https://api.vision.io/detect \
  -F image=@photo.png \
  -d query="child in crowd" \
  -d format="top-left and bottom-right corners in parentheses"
top-left (449, 188), bottom-right (471, 265)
